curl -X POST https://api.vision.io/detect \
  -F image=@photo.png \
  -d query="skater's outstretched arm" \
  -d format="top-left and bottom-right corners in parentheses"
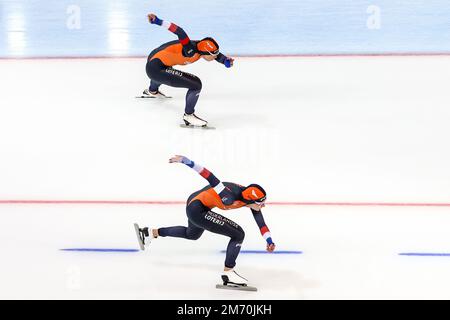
top-left (148, 13), bottom-right (196, 56)
top-left (169, 155), bottom-right (235, 205)
top-left (215, 53), bottom-right (234, 68)
top-left (251, 209), bottom-right (276, 252)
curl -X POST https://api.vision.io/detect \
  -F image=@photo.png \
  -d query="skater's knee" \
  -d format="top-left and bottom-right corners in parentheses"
top-left (233, 228), bottom-right (245, 242)
top-left (187, 233), bottom-right (202, 240)
top-left (239, 229), bottom-right (245, 242)
top-left (192, 78), bottom-right (202, 91)
top-left (186, 229), bottom-right (203, 240)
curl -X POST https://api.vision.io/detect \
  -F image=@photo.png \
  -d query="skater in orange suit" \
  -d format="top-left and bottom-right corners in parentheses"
top-left (143, 13), bottom-right (235, 128)
top-left (136, 155), bottom-right (275, 288)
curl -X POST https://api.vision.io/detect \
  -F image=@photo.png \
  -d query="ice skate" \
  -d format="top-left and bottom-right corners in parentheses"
top-left (133, 223), bottom-right (155, 251)
top-left (180, 113), bottom-right (215, 129)
top-left (216, 269), bottom-right (257, 291)
top-left (136, 88), bottom-right (171, 99)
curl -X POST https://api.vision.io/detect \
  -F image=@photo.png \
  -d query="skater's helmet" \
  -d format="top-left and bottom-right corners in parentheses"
top-left (197, 37), bottom-right (219, 56)
top-left (242, 184), bottom-right (266, 204)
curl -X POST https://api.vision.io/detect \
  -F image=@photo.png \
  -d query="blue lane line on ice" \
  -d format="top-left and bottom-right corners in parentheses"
top-left (399, 253), bottom-right (450, 257)
top-left (60, 248), bottom-right (139, 252)
top-left (220, 250), bottom-right (302, 254)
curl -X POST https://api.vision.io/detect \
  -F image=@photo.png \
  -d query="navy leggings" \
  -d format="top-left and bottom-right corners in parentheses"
top-left (158, 197), bottom-right (245, 269)
top-left (146, 58), bottom-right (202, 115)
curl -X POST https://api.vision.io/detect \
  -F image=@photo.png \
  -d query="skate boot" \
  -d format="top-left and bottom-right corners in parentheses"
top-left (221, 269), bottom-right (248, 286)
top-left (133, 223), bottom-right (156, 251)
top-left (142, 88), bottom-right (170, 98)
top-left (183, 113), bottom-right (208, 127)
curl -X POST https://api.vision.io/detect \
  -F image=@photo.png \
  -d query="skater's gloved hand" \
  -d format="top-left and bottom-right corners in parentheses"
top-left (266, 243), bottom-right (276, 252)
top-left (148, 13), bottom-right (162, 25)
top-left (224, 57), bottom-right (234, 68)
top-left (169, 155), bottom-right (190, 165)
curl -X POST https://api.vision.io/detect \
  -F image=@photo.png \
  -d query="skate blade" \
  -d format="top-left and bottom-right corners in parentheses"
top-left (135, 95), bottom-right (172, 99)
top-left (133, 223), bottom-right (145, 251)
top-left (216, 284), bottom-right (257, 292)
top-left (179, 124), bottom-right (216, 130)
top-left (135, 95), bottom-right (156, 99)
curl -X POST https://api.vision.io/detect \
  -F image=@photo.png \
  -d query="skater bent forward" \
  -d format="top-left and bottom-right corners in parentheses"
top-left (136, 155), bottom-right (276, 287)
top-left (144, 13), bottom-right (235, 127)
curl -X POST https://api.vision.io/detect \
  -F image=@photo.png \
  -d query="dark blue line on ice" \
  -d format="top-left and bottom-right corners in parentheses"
top-left (399, 253), bottom-right (450, 256)
top-left (220, 250), bottom-right (302, 254)
top-left (60, 248), bottom-right (139, 252)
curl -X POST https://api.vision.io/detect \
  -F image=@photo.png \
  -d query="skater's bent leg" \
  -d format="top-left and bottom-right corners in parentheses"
top-left (147, 59), bottom-right (203, 114)
top-left (187, 206), bottom-right (246, 268)
top-left (147, 59), bottom-right (201, 92)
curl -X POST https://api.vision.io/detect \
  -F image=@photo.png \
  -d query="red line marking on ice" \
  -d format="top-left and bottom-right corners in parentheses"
top-left (0, 200), bottom-right (185, 205)
top-left (0, 52), bottom-right (450, 61)
top-left (0, 200), bottom-right (450, 207)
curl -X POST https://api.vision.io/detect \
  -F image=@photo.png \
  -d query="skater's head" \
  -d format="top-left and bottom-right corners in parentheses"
top-left (197, 37), bottom-right (219, 61)
top-left (242, 184), bottom-right (266, 209)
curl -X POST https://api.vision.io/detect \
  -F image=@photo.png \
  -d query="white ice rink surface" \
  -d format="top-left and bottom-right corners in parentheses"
top-left (1, 56), bottom-right (450, 299)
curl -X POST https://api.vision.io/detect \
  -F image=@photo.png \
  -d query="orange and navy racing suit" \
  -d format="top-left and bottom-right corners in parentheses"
top-left (146, 17), bottom-right (232, 114)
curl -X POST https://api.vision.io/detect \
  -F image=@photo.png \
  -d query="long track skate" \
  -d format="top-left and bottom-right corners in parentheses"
top-left (133, 223), bottom-right (146, 251)
top-left (135, 94), bottom-right (172, 99)
top-left (179, 123), bottom-right (216, 130)
top-left (135, 90), bottom-right (172, 99)
top-left (215, 275), bottom-right (257, 292)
